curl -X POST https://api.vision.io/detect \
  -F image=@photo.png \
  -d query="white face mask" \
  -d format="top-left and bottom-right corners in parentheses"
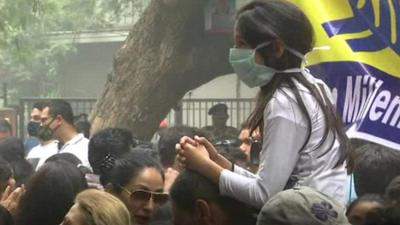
top-left (229, 42), bottom-right (304, 88)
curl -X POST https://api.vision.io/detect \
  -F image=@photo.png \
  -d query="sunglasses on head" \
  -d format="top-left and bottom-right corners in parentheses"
top-left (120, 186), bottom-right (169, 206)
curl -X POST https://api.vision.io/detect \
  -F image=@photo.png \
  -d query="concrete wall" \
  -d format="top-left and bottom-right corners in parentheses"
top-left (58, 42), bottom-right (258, 100)
top-left (59, 42), bottom-right (123, 98)
top-left (184, 73), bottom-right (257, 99)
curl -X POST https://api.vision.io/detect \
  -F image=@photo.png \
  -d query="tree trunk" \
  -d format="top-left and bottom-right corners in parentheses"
top-left (90, 0), bottom-right (233, 140)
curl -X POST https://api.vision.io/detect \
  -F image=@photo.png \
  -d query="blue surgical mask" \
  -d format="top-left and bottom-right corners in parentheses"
top-left (229, 42), bottom-right (303, 88)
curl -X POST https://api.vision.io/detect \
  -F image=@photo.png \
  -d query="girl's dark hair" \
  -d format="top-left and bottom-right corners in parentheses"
top-left (45, 152), bottom-right (92, 175)
top-left (0, 137), bottom-right (34, 186)
top-left (0, 137), bottom-right (25, 161)
top-left (353, 144), bottom-right (400, 196)
top-left (346, 194), bottom-right (385, 216)
top-left (0, 205), bottom-right (13, 225)
top-left (237, 0), bottom-right (348, 168)
top-left (45, 152), bottom-right (82, 165)
top-left (100, 148), bottom-right (164, 191)
top-left (88, 128), bottom-right (134, 175)
top-left (0, 157), bottom-right (12, 182)
top-left (385, 176), bottom-right (400, 204)
top-left (15, 161), bottom-right (88, 225)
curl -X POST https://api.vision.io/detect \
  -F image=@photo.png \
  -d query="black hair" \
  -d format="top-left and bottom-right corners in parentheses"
top-left (347, 138), bottom-right (372, 172)
top-left (45, 99), bottom-right (74, 125)
top-left (170, 170), bottom-right (256, 225)
top-left (75, 121), bottom-right (91, 138)
top-left (32, 101), bottom-right (46, 111)
top-left (0, 119), bottom-right (12, 134)
top-left (158, 126), bottom-right (211, 168)
top-left (384, 176), bottom-right (400, 204)
top-left (237, 0), bottom-right (348, 168)
top-left (74, 113), bottom-right (91, 138)
top-left (353, 143), bottom-right (400, 196)
top-left (346, 194), bottom-right (385, 216)
top-left (15, 161), bottom-right (87, 225)
top-left (217, 146), bottom-right (247, 165)
top-left (0, 205), bottom-right (13, 225)
top-left (45, 152), bottom-right (91, 175)
top-left (362, 204), bottom-right (400, 225)
top-left (0, 157), bottom-right (12, 181)
top-left (101, 148), bottom-right (164, 189)
top-left (0, 157), bottom-right (12, 194)
top-left (11, 160), bottom-right (34, 187)
top-left (0, 137), bottom-right (34, 186)
top-left (45, 152), bottom-right (82, 165)
top-left (88, 128), bottom-right (134, 175)
top-left (0, 137), bottom-right (24, 161)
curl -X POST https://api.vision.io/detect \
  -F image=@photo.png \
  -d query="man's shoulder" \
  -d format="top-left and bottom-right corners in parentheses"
top-left (81, 136), bottom-right (90, 144)
top-left (71, 134), bottom-right (89, 145)
top-left (26, 145), bottom-right (42, 158)
top-left (63, 134), bottom-right (89, 151)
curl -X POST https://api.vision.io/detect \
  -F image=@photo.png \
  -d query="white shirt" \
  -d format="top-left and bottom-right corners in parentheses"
top-left (219, 74), bottom-right (348, 208)
top-left (59, 133), bottom-right (91, 169)
top-left (26, 140), bottom-right (59, 170)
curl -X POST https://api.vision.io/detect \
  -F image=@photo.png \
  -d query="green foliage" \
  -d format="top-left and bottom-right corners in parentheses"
top-left (0, 0), bottom-right (147, 104)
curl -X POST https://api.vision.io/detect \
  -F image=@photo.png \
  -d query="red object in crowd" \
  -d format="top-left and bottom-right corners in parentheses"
top-left (159, 120), bottom-right (169, 129)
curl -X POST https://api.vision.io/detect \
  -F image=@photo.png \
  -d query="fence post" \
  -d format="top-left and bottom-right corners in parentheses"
top-left (174, 101), bottom-right (183, 126)
top-left (1, 83), bottom-right (7, 107)
top-left (19, 99), bottom-right (25, 139)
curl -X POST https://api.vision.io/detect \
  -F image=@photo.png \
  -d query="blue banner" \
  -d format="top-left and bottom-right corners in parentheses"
top-left (291, 0), bottom-right (400, 149)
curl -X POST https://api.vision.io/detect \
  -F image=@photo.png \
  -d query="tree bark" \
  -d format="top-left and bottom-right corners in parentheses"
top-left (90, 0), bottom-right (233, 140)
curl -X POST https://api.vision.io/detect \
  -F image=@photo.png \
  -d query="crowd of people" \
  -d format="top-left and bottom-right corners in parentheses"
top-left (0, 0), bottom-right (399, 225)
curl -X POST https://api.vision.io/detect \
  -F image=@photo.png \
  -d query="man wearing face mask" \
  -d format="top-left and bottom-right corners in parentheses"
top-left (26, 102), bottom-right (59, 170)
top-left (40, 100), bottom-right (90, 169)
top-left (24, 102), bottom-right (46, 154)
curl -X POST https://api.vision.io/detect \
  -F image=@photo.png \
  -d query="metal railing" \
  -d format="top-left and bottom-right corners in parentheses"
top-left (172, 98), bottom-right (255, 128)
top-left (19, 97), bottom-right (255, 138)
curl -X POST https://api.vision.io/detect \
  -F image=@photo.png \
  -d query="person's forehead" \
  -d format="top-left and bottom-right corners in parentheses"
top-left (126, 167), bottom-right (164, 191)
top-left (30, 108), bottom-right (42, 116)
top-left (40, 107), bottom-right (51, 118)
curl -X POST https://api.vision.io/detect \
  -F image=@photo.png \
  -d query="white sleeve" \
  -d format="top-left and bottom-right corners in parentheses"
top-left (219, 95), bottom-right (309, 208)
top-left (232, 164), bottom-right (257, 178)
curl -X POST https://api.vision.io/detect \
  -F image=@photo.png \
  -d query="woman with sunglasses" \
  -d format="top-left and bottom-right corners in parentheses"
top-left (101, 148), bottom-right (169, 225)
top-left (177, 0), bottom-right (349, 209)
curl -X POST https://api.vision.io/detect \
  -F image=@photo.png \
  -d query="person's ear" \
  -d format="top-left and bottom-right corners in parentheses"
top-left (272, 39), bottom-right (285, 58)
top-left (194, 199), bottom-right (212, 224)
top-left (55, 115), bottom-right (63, 126)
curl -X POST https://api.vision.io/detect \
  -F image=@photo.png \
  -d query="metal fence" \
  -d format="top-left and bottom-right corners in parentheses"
top-left (171, 98), bottom-right (256, 128)
top-left (19, 97), bottom-right (255, 138)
